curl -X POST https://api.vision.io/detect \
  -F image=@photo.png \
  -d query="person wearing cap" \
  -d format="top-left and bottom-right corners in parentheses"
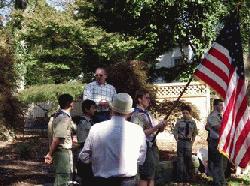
top-left (82, 67), bottom-right (116, 123)
top-left (131, 90), bottom-right (167, 186)
top-left (78, 93), bottom-right (147, 186)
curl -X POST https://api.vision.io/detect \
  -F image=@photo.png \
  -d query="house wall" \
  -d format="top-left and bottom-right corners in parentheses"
top-left (156, 46), bottom-right (193, 69)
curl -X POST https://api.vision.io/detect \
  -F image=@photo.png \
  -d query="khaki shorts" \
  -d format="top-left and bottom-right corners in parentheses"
top-left (139, 145), bottom-right (159, 180)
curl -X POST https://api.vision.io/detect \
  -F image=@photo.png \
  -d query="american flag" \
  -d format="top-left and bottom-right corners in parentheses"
top-left (194, 11), bottom-right (250, 168)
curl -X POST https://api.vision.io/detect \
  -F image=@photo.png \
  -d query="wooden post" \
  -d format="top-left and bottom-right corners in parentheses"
top-left (155, 77), bottom-right (193, 138)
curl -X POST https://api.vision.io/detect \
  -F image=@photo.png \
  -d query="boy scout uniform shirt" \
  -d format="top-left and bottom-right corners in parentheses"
top-left (207, 110), bottom-right (222, 139)
top-left (131, 107), bottom-right (155, 142)
top-left (173, 118), bottom-right (198, 141)
top-left (52, 111), bottom-right (75, 149)
top-left (76, 116), bottom-right (93, 144)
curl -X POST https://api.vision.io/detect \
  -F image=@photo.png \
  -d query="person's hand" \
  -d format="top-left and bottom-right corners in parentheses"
top-left (158, 120), bottom-right (169, 132)
top-left (44, 153), bottom-right (53, 164)
top-left (72, 135), bottom-right (78, 144)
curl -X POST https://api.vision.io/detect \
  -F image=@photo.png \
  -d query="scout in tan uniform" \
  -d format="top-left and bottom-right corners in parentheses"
top-left (45, 94), bottom-right (76, 186)
top-left (173, 105), bottom-right (198, 182)
top-left (206, 99), bottom-right (227, 186)
top-left (131, 90), bottom-right (167, 186)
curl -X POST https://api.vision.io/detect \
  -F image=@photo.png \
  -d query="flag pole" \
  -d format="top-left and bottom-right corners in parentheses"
top-left (155, 76), bottom-right (193, 137)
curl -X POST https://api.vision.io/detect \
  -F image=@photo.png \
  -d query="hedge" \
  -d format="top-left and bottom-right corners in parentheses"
top-left (18, 83), bottom-right (84, 104)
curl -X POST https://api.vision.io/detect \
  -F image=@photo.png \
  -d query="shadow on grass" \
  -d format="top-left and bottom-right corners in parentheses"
top-left (228, 175), bottom-right (250, 186)
top-left (0, 135), bottom-right (54, 185)
top-left (0, 166), bottom-right (54, 185)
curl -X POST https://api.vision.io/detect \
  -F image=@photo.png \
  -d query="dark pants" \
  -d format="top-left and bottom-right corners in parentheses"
top-left (208, 138), bottom-right (227, 186)
top-left (93, 176), bottom-right (137, 186)
top-left (93, 111), bottom-right (110, 123)
top-left (76, 160), bottom-right (94, 186)
top-left (176, 140), bottom-right (193, 182)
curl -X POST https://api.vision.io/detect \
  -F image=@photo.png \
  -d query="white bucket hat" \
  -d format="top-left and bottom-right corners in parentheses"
top-left (111, 93), bottom-right (133, 114)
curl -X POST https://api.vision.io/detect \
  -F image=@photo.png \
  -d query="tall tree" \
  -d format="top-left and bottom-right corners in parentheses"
top-left (7, 0), bottom-right (250, 85)
top-left (76, 0), bottom-right (250, 80)
top-left (0, 30), bottom-right (23, 136)
top-left (9, 0), bottom-right (141, 84)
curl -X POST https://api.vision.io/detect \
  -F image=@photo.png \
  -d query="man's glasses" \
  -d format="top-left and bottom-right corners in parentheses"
top-left (95, 74), bottom-right (104, 77)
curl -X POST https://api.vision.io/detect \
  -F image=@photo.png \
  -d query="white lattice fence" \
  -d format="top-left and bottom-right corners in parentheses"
top-left (24, 81), bottom-right (210, 133)
top-left (154, 81), bottom-right (211, 151)
top-left (154, 81), bottom-right (210, 120)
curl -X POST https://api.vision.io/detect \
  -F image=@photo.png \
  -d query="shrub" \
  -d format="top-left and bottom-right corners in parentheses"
top-left (0, 31), bottom-right (24, 132)
top-left (108, 60), bottom-right (155, 106)
top-left (18, 83), bottom-right (84, 104)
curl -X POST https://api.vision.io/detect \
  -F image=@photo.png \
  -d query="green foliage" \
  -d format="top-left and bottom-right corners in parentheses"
top-left (8, 1), bottom-right (142, 85)
top-left (108, 60), bottom-right (153, 102)
top-left (0, 30), bottom-right (24, 131)
top-left (77, 0), bottom-right (250, 81)
top-left (18, 83), bottom-right (83, 104)
top-left (3, 0), bottom-right (250, 86)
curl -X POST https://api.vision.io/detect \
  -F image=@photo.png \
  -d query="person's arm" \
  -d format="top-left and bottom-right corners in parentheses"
top-left (45, 137), bottom-right (63, 164)
top-left (83, 84), bottom-right (91, 100)
top-left (78, 128), bottom-right (93, 163)
top-left (71, 121), bottom-right (77, 132)
top-left (45, 117), bottom-right (68, 164)
top-left (76, 120), bottom-right (85, 144)
top-left (207, 115), bottom-right (220, 130)
top-left (158, 120), bottom-right (169, 132)
top-left (192, 122), bottom-right (198, 142)
top-left (138, 131), bottom-right (147, 165)
top-left (133, 113), bottom-right (165, 136)
top-left (173, 122), bottom-right (179, 141)
top-left (143, 122), bottom-right (165, 136)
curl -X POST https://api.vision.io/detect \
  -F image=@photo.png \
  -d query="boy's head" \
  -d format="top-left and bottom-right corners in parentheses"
top-left (134, 90), bottom-right (150, 109)
top-left (181, 105), bottom-right (192, 120)
top-left (82, 99), bottom-right (97, 117)
top-left (58, 94), bottom-right (74, 110)
top-left (213, 98), bottom-right (223, 113)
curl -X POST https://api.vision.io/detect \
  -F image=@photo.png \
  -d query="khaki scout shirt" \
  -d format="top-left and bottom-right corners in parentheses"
top-left (173, 118), bottom-right (198, 142)
top-left (207, 110), bottom-right (222, 139)
top-left (52, 111), bottom-right (75, 149)
top-left (131, 107), bottom-right (156, 142)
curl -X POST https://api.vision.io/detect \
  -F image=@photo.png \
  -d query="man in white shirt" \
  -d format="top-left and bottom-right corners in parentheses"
top-left (83, 67), bottom-right (116, 123)
top-left (79, 93), bottom-right (146, 186)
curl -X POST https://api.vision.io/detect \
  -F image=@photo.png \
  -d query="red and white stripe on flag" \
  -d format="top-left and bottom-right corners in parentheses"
top-left (194, 41), bottom-right (250, 168)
